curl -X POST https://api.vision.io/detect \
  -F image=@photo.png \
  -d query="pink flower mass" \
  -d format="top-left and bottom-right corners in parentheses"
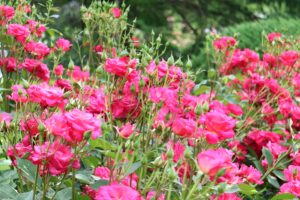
top-left (2, 2), bottom-right (300, 200)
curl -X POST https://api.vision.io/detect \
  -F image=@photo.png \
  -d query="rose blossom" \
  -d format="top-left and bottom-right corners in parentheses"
top-left (117, 122), bottom-right (135, 138)
top-left (7, 24), bottom-right (30, 43)
top-left (111, 7), bottom-right (122, 18)
top-left (96, 184), bottom-right (143, 200)
top-left (56, 38), bottom-right (72, 52)
top-left (197, 148), bottom-right (234, 177)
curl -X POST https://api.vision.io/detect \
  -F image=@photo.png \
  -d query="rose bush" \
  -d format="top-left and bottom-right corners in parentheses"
top-left (0, 1), bottom-right (299, 200)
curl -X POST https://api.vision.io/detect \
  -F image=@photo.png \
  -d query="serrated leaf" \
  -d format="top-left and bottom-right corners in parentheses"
top-left (262, 147), bottom-right (274, 167)
top-left (267, 175), bottom-right (280, 188)
top-left (271, 193), bottom-right (296, 200)
top-left (238, 183), bottom-right (257, 196)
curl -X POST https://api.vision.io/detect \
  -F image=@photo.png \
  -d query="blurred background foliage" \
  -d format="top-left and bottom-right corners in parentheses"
top-left (34, 0), bottom-right (300, 79)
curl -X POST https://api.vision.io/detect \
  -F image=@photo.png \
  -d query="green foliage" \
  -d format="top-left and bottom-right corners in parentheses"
top-left (223, 17), bottom-right (300, 52)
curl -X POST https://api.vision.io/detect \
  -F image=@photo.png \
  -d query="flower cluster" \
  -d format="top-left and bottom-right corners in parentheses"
top-left (1, 2), bottom-right (300, 200)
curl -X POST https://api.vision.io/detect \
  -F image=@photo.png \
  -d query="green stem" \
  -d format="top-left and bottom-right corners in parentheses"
top-left (72, 168), bottom-right (76, 200)
top-left (32, 165), bottom-right (40, 200)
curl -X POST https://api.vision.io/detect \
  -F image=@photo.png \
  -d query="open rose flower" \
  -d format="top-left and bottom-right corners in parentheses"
top-left (116, 122), bottom-right (135, 138)
top-left (200, 111), bottom-right (236, 144)
top-left (0, 5), bottom-right (15, 24)
top-left (197, 148), bottom-right (234, 177)
top-left (96, 184), bottom-right (143, 200)
top-left (7, 24), bottom-right (30, 43)
top-left (56, 38), bottom-right (72, 52)
top-left (25, 41), bottom-right (50, 59)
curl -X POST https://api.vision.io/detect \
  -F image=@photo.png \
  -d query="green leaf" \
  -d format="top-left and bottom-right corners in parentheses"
top-left (77, 194), bottom-right (91, 200)
top-left (267, 175), bottom-right (280, 188)
top-left (225, 184), bottom-right (239, 193)
top-left (124, 162), bottom-right (141, 177)
top-left (82, 156), bottom-right (99, 168)
top-left (55, 188), bottom-right (72, 200)
top-left (238, 183), bottom-right (258, 196)
top-left (16, 191), bottom-right (33, 200)
top-left (262, 147), bottom-right (274, 167)
top-left (75, 173), bottom-right (94, 184)
top-left (0, 184), bottom-right (18, 199)
top-left (0, 34), bottom-right (13, 45)
top-left (192, 84), bottom-right (210, 96)
top-left (16, 158), bottom-right (42, 186)
top-left (0, 172), bottom-right (15, 185)
top-left (90, 138), bottom-right (117, 150)
top-left (273, 170), bottom-right (286, 181)
top-left (91, 179), bottom-right (109, 189)
top-left (271, 193), bottom-right (296, 200)
top-left (0, 159), bottom-right (11, 171)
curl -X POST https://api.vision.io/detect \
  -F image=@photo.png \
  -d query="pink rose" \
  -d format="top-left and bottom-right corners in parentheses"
top-left (112, 95), bottom-right (141, 119)
top-left (238, 164), bottom-right (263, 184)
top-left (94, 167), bottom-right (110, 179)
top-left (7, 24), bottom-right (30, 43)
top-left (227, 103), bottom-right (243, 116)
top-left (211, 193), bottom-right (241, 200)
top-left (96, 184), bottom-right (143, 200)
top-left (111, 7), bottom-right (122, 18)
top-left (267, 32), bottom-right (282, 42)
top-left (0, 112), bottom-right (11, 126)
top-left (67, 66), bottom-right (90, 82)
top-left (64, 109), bottom-right (101, 141)
top-left (56, 38), bottom-right (72, 52)
top-left (0, 57), bottom-right (18, 72)
top-left (172, 117), bottom-right (196, 138)
top-left (94, 44), bottom-right (103, 53)
top-left (8, 84), bottom-right (28, 103)
top-left (197, 148), bottom-right (233, 177)
top-left (213, 36), bottom-right (236, 50)
top-left (27, 83), bottom-right (64, 107)
top-left (22, 58), bottom-right (50, 81)
top-left (117, 122), bottom-right (135, 138)
top-left (200, 111), bottom-right (236, 144)
top-left (29, 140), bottom-right (80, 176)
top-left (284, 165), bottom-right (300, 182)
top-left (280, 181), bottom-right (300, 197)
top-left (25, 41), bottom-right (50, 59)
top-left (54, 64), bottom-right (64, 76)
top-left (0, 5), bottom-right (15, 23)
top-left (104, 57), bottom-right (129, 77)
top-left (280, 50), bottom-right (299, 67)
top-left (146, 191), bottom-right (165, 200)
